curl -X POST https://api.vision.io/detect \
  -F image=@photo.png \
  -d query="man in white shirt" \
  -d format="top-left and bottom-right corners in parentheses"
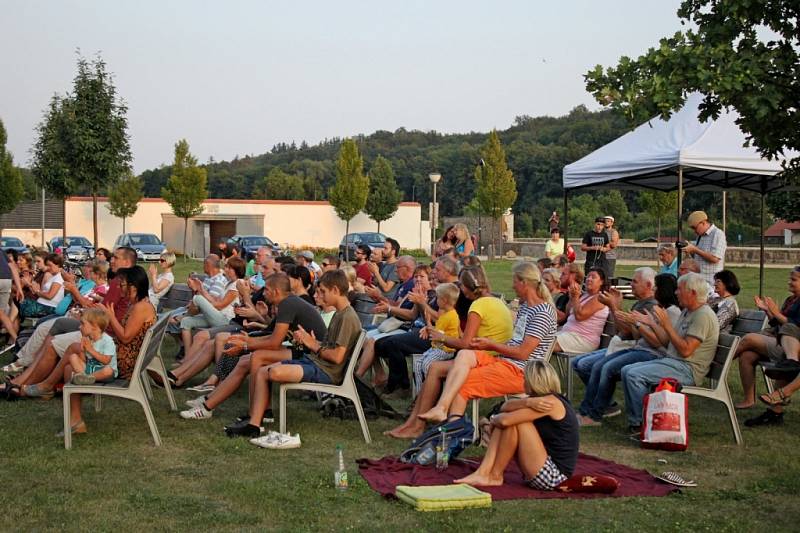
top-left (683, 211), bottom-right (726, 286)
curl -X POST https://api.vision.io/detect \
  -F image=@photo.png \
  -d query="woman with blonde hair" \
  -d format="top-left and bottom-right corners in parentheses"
top-left (148, 251), bottom-right (176, 308)
top-left (455, 359), bottom-right (579, 490)
top-left (418, 262), bottom-right (557, 424)
top-left (452, 223), bottom-right (475, 258)
top-left (386, 265), bottom-right (513, 438)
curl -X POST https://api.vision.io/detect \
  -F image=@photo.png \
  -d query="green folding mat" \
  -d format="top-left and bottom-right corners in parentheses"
top-left (395, 484), bottom-right (492, 512)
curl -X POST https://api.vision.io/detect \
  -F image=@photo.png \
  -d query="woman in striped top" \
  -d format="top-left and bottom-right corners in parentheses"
top-left (419, 262), bottom-right (558, 424)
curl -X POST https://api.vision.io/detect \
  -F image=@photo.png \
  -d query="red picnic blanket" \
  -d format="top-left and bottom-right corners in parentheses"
top-left (356, 452), bottom-right (677, 500)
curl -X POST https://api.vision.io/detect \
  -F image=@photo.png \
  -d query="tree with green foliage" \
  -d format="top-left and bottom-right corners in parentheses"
top-left (0, 119), bottom-right (24, 236)
top-left (584, 0), bottom-right (800, 220)
top-left (67, 55), bottom-right (132, 247)
top-left (639, 190), bottom-right (679, 242)
top-left (475, 130), bottom-right (517, 255)
top-left (329, 139), bottom-right (368, 260)
top-left (255, 168), bottom-right (305, 200)
top-left (365, 156), bottom-right (401, 233)
top-left (162, 139), bottom-right (207, 261)
top-left (31, 95), bottom-right (78, 243)
top-left (107, 171), bottom-right (143, 234)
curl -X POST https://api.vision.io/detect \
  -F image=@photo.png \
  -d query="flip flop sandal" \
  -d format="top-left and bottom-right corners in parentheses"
top-left (655, 472), bottom-right (697, 487)
top-left (3, 383), bottom-right (21, 402)
top-left (760, 388), bottom-right (791, 407)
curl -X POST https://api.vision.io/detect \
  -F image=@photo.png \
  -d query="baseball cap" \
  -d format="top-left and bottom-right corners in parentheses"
top-left (687, 211), bottom-right (708, 227)
top-left (296, 250), bottom-right (315, 261)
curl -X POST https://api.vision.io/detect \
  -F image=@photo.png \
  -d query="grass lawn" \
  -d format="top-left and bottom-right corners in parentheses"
top-left (1, 259), bottom-right (798, 531)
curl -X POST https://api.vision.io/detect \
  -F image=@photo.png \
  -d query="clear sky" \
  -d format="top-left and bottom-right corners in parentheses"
top-left (1, 0), bottom-right (684, 173)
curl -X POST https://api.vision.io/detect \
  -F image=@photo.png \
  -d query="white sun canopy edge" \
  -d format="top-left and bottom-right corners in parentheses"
top-left (563, 92), bottom-right (798, 194)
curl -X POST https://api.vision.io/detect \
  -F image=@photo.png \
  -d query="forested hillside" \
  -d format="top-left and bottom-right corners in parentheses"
top-left (135, 106), bottom-right (764, 241)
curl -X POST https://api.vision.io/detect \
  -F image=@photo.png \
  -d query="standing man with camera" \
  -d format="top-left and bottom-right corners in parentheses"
top-left (581, 217), bottom-right (611, 279)
top-left (682, 211), bottom-right (726, 286)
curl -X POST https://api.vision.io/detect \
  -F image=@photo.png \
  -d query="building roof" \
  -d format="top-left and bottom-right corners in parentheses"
top-left (764, 220), bottom-right (800, 237)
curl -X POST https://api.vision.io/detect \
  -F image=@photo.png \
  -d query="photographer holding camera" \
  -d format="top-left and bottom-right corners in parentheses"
top-left (680, 211), bottom-right (727, 286)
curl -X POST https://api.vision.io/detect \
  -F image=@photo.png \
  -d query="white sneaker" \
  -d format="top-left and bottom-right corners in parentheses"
top-left (262, 432), bottom-right (301, 449)
top-left (248, 431), bottom-right (282, 448)
top-left (185, 396), bottom-right (207, 408)
top-left (179, 405), bottom-right (212, 420)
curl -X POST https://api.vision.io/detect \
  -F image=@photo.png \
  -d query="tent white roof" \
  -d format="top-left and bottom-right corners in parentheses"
top-left (563, 93), bottom-right (797, 193)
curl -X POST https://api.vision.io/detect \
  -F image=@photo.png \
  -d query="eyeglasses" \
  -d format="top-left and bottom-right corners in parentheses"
top-left (321, 262), bottom-right (331, 267)
top-left (159, 259), bottom-right (166, 263)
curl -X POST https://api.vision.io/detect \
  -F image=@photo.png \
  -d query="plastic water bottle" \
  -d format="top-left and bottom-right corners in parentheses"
top-left (415, 446), bottom-right (436, 465)
top-left (334, 444), bottom-right (348, 490)
top-left (435, 427), bottom-right (449, 471)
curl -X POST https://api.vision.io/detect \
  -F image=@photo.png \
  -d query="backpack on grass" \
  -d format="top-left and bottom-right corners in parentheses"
top-left (399, 415), bottom-right (475, 465)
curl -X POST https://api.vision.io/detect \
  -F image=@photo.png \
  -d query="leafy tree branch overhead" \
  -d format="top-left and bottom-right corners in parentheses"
top-left (584, 0), bottom-right (800, 219)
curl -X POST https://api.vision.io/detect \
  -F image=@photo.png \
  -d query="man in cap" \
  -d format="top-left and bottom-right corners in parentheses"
top-left (682, 211), bottom-right (726, 286)
top-left (604, 216), bottom-right (620, 278)
top-left (295, 250), bottom-right (322, 278)
top-left (581, 217), bottom-right (611, 279)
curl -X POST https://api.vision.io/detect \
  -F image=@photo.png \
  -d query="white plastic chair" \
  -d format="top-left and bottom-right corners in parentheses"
top-left (62, 313), bottom-right (171, 449)
top-left (279, 330), bottom-right (372, 443)
top-left (682, 332), bottom-right (743, 445)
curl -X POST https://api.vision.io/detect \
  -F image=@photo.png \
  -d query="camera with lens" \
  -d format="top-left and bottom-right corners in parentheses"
top-left (675, 240), bottom-right (689, 249)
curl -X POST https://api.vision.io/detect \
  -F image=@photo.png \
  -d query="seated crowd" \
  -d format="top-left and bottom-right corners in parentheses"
top-left (0, 222), bottom-right (793, 490)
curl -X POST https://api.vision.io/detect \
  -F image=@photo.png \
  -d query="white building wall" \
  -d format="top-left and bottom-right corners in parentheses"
top-left (60, 198), bottom-right (429, 252)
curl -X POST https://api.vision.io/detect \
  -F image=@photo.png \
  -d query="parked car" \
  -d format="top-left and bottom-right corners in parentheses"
top-left (114, 233), bottom-right (167, 262)
top-left (338, 232), bottom-right (386, 260)
top-left (48, 236), bottom-right (95, 262)
top-left (0, 236), bottom-right (28, 255)
top-left (229, 235), bottom-right (282, 260)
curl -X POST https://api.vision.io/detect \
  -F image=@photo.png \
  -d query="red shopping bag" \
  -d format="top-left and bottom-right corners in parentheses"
top-left (640, 378), bottom-right (689, 451)
top-left (566, 244), bottom-right (576, 263)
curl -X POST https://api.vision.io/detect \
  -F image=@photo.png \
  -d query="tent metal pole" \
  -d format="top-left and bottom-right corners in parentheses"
top-left (563, 189), bottom-right (569, 250)
top-left (760, 178), bottom-right (766, 297)
top-left (722, 190), bottom-right (727, 235)
top-left (676, 166), bottom-right (683, 269)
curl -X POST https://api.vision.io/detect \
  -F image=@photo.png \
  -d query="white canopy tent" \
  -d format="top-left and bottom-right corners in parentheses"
top-left (561, 92), bottom-right (798, 293)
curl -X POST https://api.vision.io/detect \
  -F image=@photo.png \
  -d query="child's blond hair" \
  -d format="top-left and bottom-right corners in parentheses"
top-left (81, 307), bottom-right (109, 332)
top-left (435, 282), bottom-right (460, 307)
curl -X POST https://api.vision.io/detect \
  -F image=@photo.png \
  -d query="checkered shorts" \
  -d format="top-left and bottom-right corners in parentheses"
top-left (525, 456), bottom-right (567, 491)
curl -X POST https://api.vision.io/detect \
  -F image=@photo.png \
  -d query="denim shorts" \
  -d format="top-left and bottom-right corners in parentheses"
top-left (281, 356), bottom-right (332, 384)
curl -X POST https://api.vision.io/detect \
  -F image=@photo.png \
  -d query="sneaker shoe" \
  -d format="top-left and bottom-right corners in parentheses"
top-left (578, 414), bottom-right (602, 427)
top-left (744, 409), bottom-right (784, 427)
top-left (227, 410), bottom-right (274, 428)
top-left (603, 405), bottom-right (622, 418)
top-left (180, 405), bottom-right (212, 420)
top-left (71, 374), bottom-right (96, 386)
top-left (185, 396), bottom-right (207, 409)
top-left (186, 383), bottom-right (215, 393)
top-left (224, 423), bottom-right (262, 438)
top-left (248, 431), bottom-right (283, 448)
top-left (260, 432), bottom-right (301, 449)
top-left (654, 471), bottom-right (697, 487)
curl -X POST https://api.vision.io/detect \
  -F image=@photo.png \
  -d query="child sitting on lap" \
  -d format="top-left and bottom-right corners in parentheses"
top-left (413, 283), bottom-right (461, 391)
top-left (455, 360), bottom-right (579, 490)
top-left (67, 308), bottom-right (117, 385)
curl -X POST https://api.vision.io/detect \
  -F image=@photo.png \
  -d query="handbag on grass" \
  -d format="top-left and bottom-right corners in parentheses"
top-left (640, 378), bottom-right (689, 451)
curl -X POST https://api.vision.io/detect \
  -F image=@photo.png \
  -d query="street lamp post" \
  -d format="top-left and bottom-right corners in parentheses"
top-left (429, 172), bottom-right (441, 256)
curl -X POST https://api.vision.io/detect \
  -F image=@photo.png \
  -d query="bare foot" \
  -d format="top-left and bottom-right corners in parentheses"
top-left (454, 472), bottom-right (503, 486)
top-left (387, 424), bottom-right (425, 440)
top-left (735, 400), bottom-right (755, 409)
top-left (418, 405), bottom-right (447, 423)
